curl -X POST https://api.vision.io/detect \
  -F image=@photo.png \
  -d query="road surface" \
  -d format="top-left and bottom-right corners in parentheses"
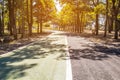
top-left (0, 31), bottom-right (72, 80)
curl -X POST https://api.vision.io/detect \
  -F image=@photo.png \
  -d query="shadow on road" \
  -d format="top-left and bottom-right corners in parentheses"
top-left (69, 43), bottom-right (120, 60)
top-left (0, 36), bottom-right (67, 80)
top-left (54, 31), bottom-right (120, 60)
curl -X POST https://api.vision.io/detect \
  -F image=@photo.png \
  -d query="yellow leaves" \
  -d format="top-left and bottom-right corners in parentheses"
top-left (0, 4), bottom-right (2, 9)
top-left (94, 3), bottom-right (106, 14)
top-left (40, 0), bottom-right (45, 8)
top-left (117, 14), bottom-right (120, 19)
top-left (58, 3), bottom-right (74, 25)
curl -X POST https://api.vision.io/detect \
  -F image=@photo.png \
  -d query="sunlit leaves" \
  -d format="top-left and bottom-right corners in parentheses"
top-left (94, 3), bottom-right (106, 14)
top-left (33, 0), bottom-right (56, 22)
top-left (58, 3), bottom-right (74, 26)
top-left (118, 14), bottom-right (120, 19)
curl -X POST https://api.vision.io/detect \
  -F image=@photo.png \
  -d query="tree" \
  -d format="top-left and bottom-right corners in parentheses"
top-left (33, 0), bottom-right (56, 33)
top-left (8, 0), bottom-right (17, 39)
top-left (104, 0), bottom-right (108, 37)
top-left (59, 0), bottom-right (90, 32)
top-left (0, 0), bottom-right (5, 36)
top-left (112, 0), bottom-right (120, 39)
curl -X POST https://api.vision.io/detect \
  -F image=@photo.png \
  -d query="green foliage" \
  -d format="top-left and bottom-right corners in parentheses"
top-left (94, 3), bottom-right (106, 14)
top-left (118, 14), bottom-right (120, 19)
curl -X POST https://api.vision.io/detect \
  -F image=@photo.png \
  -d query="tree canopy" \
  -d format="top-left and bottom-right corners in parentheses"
top-left (0, 0), bottom-right (120, 39)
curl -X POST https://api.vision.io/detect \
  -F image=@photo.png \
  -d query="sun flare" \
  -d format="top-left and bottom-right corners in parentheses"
top-left (54, 0), bottom-right (62, 12)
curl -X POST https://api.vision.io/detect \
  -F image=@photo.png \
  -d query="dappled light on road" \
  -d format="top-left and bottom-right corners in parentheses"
top-left (0, 34), bottom-right (68, 80)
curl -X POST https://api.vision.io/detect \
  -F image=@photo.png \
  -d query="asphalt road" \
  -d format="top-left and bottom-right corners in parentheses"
top-left (1, 30), bottom-right (120, 80)
top-left (0, 31), bottom-right (72, 80)
top-left (67, 35), bottom-right (120, 80)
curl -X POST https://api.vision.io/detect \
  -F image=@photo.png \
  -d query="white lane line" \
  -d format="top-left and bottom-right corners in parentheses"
top-left (65, 36), bottom-right (73, 80)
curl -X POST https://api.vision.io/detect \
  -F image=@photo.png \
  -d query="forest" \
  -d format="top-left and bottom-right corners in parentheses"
top-left (0, 0), bottom-right (120, 41)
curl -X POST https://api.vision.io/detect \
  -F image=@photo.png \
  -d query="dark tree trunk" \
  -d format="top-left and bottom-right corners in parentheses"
top-left (26, 0), bottom-right (29, 36)
top-left (112, 0), bottom-right (120, 39)
top-left (0, 17), bottom-right (2, 36)
top-left (37, 22), bottom-right (40, 34)
top-left (1, 1), bottom-right (4, 35)
top-left (95, 14), bottom-right (99, 35)
top-left (29, 0), bottom-right (33, 36)
top-left (40, 21), bottom-right (42, 33)
top-left (21, 3), bottom-right (25, 38)
top-left (108, 16), bottom-right (113, 33)
top-left (8, 0), bottom-right (17, 39)
top-left (27, 0), bottom-right (32, 36)
top-left (21, 16), bottom-right (25, 38)
top-left (8, 0), bottom-right (12, 35)
top-left (0, 0), bottom-right (4, 36)
top-left (114, 20), bottom-right (119, 39)
top-left (80, 12), bottom-right (84, 33)
top-left (77, 11), bottom-right (80, 33)
top-left (12, 0), bottom-right (17, 39)
top-left (104, 0), bottom-right (108, 37)
top-left (40, 7), bottom-right (43, 33)
top-left (94, 0), bottom-right (99, 35)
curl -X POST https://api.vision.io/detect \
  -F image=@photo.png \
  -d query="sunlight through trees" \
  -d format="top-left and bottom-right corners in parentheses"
top-left (0, 0), bottom-right (120, 40)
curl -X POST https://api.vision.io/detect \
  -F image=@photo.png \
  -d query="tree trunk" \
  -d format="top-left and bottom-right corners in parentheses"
top-left (77, 11), bottom-right (80, 33)
top-left (0, 0), bottom-right (4, 36)
top-left (29, 0), bottom-right (33, 36)
top-left (108, 16), bottom-right (113, 33)
top-left (8, 0), bottom-right (17, 39)
top-left (40, 7), bottom-right (43, 33)
top-left (95, 14), bottom-right (99, 35)
top-left (12, 0), bottom-right (17, 39)
top-left (104, 0), bottom-right (108, 37)
top-left (0, 17), bottom-right (2, 36)
top-left (21, 17), bottom-right (25, 38)
top-left (27, 0), bottom-right (32, 36)
top-left (8, 0), bottom-right (12, 35)
top-left (37, 22), bottom-right (40, 34)
top-left (1, 0), bottom-right (4, 35)
top-left (21, 5), bottom-right (25, 38)
top-left (95, 0), bottom-right (99, 35)
top-left (40, 21), bottom-right (42, 33)
top-left (112, 0), bottom-right (120, 39)
top-left (114, 19), bottom-right (119, 39)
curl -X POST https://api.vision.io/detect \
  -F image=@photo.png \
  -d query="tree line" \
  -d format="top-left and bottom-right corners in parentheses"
top-left (54, 0), bottom-right (120, 39)
top-left (0, 0), bottom-right (120, 40)
top-left (0, 0), bottom-right (56, 40)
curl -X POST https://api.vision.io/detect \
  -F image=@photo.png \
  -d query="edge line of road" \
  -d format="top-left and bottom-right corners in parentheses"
top-left (65, 36), bottom-right (73, 80)
top-left (0, 33), bottom-right (73, 80)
